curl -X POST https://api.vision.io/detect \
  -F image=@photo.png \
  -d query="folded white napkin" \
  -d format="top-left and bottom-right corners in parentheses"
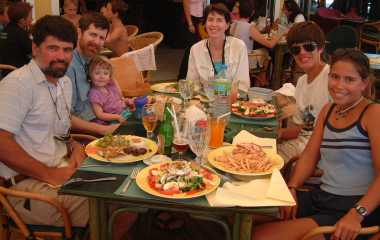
top-left (274, 83), bottom-right (296, 97)
top-left (185, 105), bottom-right (207, 125)
top-left (232, 130), bottom-right (277, 153)
top-left (122, 44), bottom-right (156, 71)
top-left (206, 169), bottom-right (295, 207)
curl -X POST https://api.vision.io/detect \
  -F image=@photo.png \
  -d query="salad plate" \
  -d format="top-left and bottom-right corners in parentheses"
top-left (136, 161), bottom-right (220, 199)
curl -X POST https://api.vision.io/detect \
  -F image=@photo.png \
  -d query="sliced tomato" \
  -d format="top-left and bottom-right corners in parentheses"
top-left (159, 187), bottom-right (180, 195)
top-left (201, 169), bottom-right (214, 180)
top-left (86, 146), bottom-right (98, 154)
top-left (185, 189), bottom-right (202, 195)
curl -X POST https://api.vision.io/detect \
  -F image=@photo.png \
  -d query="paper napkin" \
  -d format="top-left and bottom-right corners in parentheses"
top-left (232, 130), bottom-right (277, 153)
top-left (206, 169), bottom-right (295, 207)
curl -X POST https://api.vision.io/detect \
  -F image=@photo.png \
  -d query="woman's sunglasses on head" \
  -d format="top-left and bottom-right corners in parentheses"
top-left (290, 42), bottom-right (318, 55)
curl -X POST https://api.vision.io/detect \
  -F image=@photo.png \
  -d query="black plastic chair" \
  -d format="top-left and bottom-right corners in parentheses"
top-left (326, 25), bottom-right (359, 55)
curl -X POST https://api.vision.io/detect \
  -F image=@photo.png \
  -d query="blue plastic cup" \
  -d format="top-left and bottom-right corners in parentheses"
top-left (134, 96), bottom-right (148, 119)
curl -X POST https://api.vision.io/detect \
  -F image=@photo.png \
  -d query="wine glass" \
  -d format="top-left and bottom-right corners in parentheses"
top-left (142, 104), bottom-right (158, 140)
top-left (188, 118), bottom-right (210, 165)
top-left (172, 114), bottom-right (189, 160)
top-left (178, 79), bottom-right (193, 107)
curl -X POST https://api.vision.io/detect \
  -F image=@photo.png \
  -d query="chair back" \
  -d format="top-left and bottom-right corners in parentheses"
top-left (110, 56), bottom-right (151, 97)
top-left (248, 49), bottom-right (271, 87)
top-left (326, 25), bottom-right (358, 54)
top-left (125, 25), bottom-right (139, 38)
top-left (0, 64), bottom-right (17, 80)
top-left (302, 226), bottom-right (380, 240)
top-left (0, 186), bottom-right (73, 239)
top-left (128, 32), bottom-right (164, 51)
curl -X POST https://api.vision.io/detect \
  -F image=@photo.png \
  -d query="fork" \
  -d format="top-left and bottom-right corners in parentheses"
top-left (122, 167), bottom-right (141, 193)
top-left (63, 177), bottom-right (117, 187)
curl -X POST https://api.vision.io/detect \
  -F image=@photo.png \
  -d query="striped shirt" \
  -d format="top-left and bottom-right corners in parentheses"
top-left (319, 104), bottom-right (374, 196)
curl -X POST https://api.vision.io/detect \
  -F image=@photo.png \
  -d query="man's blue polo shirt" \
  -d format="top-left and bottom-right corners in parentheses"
top-left (66, 49), bottom-right (96, 121)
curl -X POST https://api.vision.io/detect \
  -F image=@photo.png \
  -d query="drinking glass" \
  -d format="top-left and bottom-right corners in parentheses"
top-left (188, 118), bottom-right (210, 164)
top-left (172, 113), bottom-right (189, 160)
top-left (178, 79), bottom-right (193, 107)
top-left (142, 104), bottom-right (158, 140)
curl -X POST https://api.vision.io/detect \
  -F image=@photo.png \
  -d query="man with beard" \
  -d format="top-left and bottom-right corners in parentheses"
top-left (0, 15), bottom-right (88, 227)
top-left (66, 12), bottom-right (118, 135)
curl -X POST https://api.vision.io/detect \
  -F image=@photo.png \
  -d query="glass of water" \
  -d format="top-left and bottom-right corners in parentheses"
top-left (178, 79), bottom-right (193, 108)
top-left (188, 118), bottom-right (210, 165)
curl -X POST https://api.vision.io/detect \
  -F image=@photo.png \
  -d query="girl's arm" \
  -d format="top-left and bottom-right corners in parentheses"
top-left (332, 104), bottom-right (380, 240)
top-left (92, 103), bottom-right (124, 122)
top-left (287, 103), bottom-right (330, 188)
top-left (250, 25), bottom-right (286, 49)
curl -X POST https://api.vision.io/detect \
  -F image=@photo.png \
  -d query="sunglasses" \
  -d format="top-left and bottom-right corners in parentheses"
top-left (289, 42), bottom-right (318, 55)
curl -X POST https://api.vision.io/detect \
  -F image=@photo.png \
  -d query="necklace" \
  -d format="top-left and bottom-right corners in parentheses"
top-left (206, 36), bottom-right (226, 76)
top-left (47, 81), bottom-right (71, 142)
top-left (335, 96), bottom-right (363, 120)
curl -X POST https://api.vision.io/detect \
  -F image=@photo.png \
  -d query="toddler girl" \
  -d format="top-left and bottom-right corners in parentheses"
top-left (88, 56), bottom-right (135, 125)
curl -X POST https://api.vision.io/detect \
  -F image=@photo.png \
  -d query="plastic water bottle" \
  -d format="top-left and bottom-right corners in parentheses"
top-left (212, 65), bottom-right (232, 117)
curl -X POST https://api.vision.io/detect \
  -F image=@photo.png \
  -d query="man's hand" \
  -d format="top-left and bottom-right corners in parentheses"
top-left (68, 140), bottom-right (86, 168)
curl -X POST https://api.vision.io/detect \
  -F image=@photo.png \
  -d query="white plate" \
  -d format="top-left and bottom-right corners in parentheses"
top-left (143, 154), bottom-right (172, 165)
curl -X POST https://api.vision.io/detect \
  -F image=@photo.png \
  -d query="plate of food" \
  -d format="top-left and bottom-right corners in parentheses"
top-left (136, 161), bottom-right (220, 199)
top-left (207, 143), bottom-right (284, 176)
top-left (231, 99), bottom-right (276, 120)
top-left (151, 82), bottom-right (179, 94)
top-left (85, 134), bottom-right (158, 163)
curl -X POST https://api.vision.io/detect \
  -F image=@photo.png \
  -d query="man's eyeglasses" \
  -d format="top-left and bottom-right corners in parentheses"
top-left (289, 42), bottom-right (318, 55)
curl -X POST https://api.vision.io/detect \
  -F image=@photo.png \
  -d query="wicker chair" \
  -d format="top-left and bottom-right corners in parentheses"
top-left (360, 21), bottom-right (380, 53)
top-left (0, 64), bottom-right (17, 80)
top-left (302, 226), bottom-right (380, 240)
top-left (0, 134), bottom-right (95, 240)
top-left (127, 32), bottom-right (164, 81)
top-left (248, 50), bottom-right (271, 87)
top-left (127, 31), bottom-right (164, 51)
top-left (125, 25), bottom-right (139, 38)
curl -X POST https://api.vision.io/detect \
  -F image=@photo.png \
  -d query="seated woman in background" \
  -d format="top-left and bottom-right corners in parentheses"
top-left (186, 3), bottom-right (250, 94)
top-left (277, 22), bottom-right (330, 164)
top-left (230, 0), bottom-right (288, 50)
top-left (101, 0), bottom-right (129, 57)
top-left (253, 48), bottom-right (380, 240)
top-left (282, 0), bottom-right (305, 24)
top-left (62, 0), bottom-right (81, 27)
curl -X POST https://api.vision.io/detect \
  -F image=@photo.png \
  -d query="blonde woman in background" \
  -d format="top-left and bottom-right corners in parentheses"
top-left (62, 0), bottom-right (81, 27)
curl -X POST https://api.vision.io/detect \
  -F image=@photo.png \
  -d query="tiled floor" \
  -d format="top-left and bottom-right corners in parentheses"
top-left (150, 45), bottom-right (185, 83)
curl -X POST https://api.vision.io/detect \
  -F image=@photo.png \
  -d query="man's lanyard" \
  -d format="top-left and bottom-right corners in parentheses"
top-left (206, 36), bottom-right (226, 75)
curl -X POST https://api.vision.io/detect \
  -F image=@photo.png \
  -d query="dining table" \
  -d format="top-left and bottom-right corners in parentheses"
top-left (59, 92), bottom-right (284, 240)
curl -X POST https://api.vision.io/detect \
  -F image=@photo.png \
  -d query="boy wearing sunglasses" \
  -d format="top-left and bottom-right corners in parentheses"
top-left (277, 21), bottom-right (330, 164)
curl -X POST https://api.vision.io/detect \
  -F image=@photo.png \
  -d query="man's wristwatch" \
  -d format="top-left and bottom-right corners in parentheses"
top-left (354, 204), bottom-right (368, 218)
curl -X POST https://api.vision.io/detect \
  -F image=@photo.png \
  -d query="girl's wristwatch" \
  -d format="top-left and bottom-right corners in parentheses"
top-left (354, 204), bottom-right (368, 218)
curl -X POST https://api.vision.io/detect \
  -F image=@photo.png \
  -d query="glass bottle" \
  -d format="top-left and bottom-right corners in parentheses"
top-left (158, 103), bottom-right (174, 156)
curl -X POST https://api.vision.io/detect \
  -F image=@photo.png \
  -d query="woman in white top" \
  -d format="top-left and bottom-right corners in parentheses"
top-left (186, 3), bottom-right (250, 93)
top-left (283, 0), bottom-right (306, 24)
